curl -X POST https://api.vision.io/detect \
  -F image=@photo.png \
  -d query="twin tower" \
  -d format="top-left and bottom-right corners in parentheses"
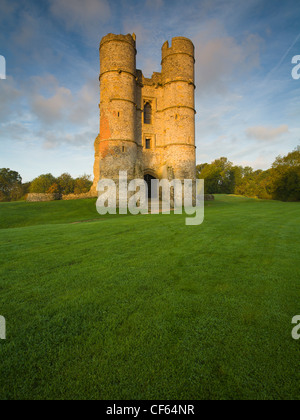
top-left (91, 33), bottom-right (196, 194)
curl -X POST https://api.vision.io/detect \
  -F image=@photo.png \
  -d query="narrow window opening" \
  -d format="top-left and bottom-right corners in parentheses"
top-left (122, 146), bottom-right (125, 153)
top-left (145, 139), bottom-right (151, 150)
top-left (144, 102), bottom-right (152, 124)
top-left (118, 112), bottom-right (120, 117)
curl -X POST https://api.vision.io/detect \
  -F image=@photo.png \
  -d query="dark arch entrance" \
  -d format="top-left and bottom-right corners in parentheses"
top-left (144, 174), bottom-right (157, 199)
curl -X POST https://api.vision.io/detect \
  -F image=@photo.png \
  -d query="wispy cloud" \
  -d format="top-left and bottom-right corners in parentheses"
top-left (245, 125), bottom-right (289, 141)
top-left (194, 20), bottom-right (262, 95)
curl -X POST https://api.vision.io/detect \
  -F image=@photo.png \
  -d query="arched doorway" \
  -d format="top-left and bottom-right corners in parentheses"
top-left (144, 174), bottom-right (157, 199)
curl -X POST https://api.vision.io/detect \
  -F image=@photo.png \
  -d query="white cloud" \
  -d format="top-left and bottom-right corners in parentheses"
top-left (32, 86), bottom-right (72, 124)
top-left (0, 121), bottom-right (33, 143)
top-left (238, 155), bottom-right (275, 171)
top-left (69, 79), bottom-right (99, 124)
top-left (0, 73), bottom-right (99, 150)
top-left (42, 129), bottom-right (96, 149)
top-left (27, 74), bottom-right (98, 128)
top-left (245, 125), bottom-right (289, 141)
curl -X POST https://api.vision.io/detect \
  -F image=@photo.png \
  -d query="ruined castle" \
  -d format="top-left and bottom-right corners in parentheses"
top-left (91, 33), bottom-right (196, 195)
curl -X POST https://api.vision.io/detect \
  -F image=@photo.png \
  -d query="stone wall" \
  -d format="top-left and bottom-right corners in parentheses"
top-left (27, 193), bottom-right (97, 202)
top-left (62, 192), bottom-right (97, 201)
top-left (26, 193), bottom-right (61, 202)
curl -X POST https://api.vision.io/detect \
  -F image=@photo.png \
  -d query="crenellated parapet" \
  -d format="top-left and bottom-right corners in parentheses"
top-left (161, 37), bottom-right (195, 85)
top-left (142, 72), bottom-right (162, 87)
top-left (100, 33), bottom-right (137, 77)
top-left (100, 33), bottom-right (136, 51)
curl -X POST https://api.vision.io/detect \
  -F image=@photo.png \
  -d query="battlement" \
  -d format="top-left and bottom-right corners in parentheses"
top-left (142, 72), bottom-right (162, 86)
top-left (162, 37), bottom-right (194, 61)
top-left (100, 33), bottom-right (136, 50)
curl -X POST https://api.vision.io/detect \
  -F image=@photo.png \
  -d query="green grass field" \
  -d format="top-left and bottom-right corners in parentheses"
top-left (0, 195), bottom-right (299, 400)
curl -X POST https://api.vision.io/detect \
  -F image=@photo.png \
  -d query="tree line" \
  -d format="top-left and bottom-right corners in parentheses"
top-left (197, 147), bottom-right (300, 202)
top-left (0, 171), bottom-right (93, 202)
top-left (1, 147), bottom-right (299, 203)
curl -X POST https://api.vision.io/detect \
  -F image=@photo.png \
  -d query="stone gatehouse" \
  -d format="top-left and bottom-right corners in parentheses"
top-left (91, 33), bottom-right (196, 194)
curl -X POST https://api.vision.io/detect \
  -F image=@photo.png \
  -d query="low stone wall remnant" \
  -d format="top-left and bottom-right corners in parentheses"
top-left (62, 192), bottom-right (97, 201)
top-left (26, 193), bottom-right (61, 202)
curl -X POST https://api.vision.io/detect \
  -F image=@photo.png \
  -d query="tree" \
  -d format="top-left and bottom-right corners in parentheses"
top-left (235, 169), bottom-right (272, 199)
top-left (197, 147), bottom-right (299, 201)
top-left (242, 166), bottom-right (254, 178)
top-left (272, 147), bottom-right (300, 169)
top-left (198, 162), bottom-right (222, 193)
top-left (20, 182), bottom-right (31, 200)
top-left (269, 147), bottom-right (300, 201)
top-left (29, 174), bottom-right (56, 193)
top-left (74, 175), bottom-right (93, 194)
top-left (196, 163), bottom-right (208, 178)
top-left (47, 183), bottom-right (61, 194)
top-left (197, 157), bottom-right (237, 194)
top-left (57, 173), bottom-right (75, 195)
top-left (0, 168), bottom-right (22, 201)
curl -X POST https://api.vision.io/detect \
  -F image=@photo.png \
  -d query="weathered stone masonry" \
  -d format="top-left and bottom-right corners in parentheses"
top-left (91, 33), bottom-right (196, 194)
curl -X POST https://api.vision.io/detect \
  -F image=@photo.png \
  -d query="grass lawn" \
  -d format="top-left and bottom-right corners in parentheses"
top-left (0, 195), bottom-right (299, 400)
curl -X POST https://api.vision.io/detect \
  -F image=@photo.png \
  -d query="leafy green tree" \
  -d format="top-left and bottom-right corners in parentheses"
top-left (29, 174), bottom-right (56, 193)
top-left (57, 173), bottom-right (75, 195)
top-left (272, 147), bottom-right (300, 169)
top-left (242, 166), bottom-right (254, 178)
top-left (269, 147), bottom-right (300, 201)
top-left (236, 169), bottom-right (272, 199)
top-left (271, 167), bottom-right (300, 201)
top-left (20, 182), bottom-right (31, 200)
top-left (197, 157), bottom-right (238, 194)
top-left (198, 162), bottom-right (222, 193)
top-left (198, 147), bottom-right (299, 201)
top-left (230, 165), bottom-right (243, 193)
top-left (0, 168), bottom-right (22, 201)
top-left (196, 163), bottom-right (208, 178)
top-left (74, 175), bottom-right (93, 194)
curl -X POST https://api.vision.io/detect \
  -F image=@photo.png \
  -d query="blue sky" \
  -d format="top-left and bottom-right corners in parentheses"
top-left (0, 0), bottom-right (300, 182)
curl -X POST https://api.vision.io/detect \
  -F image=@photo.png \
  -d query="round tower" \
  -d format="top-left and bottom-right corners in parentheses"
top-left (161, 37), bottom-right (196, 180)
top-left (93, 33), bottom-right (138, 191)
